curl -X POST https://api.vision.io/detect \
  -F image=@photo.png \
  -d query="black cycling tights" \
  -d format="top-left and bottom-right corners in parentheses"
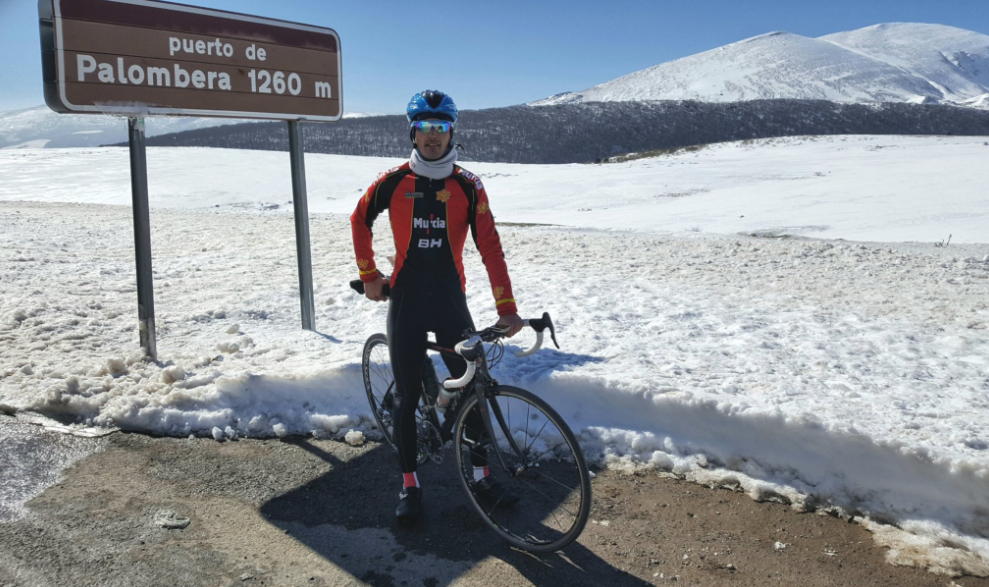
top-left (388, 287), bottom-right (487, 474)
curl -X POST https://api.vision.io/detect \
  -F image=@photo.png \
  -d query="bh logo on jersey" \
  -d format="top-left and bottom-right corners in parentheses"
top-left (415, 215), bottom-right (445, 248)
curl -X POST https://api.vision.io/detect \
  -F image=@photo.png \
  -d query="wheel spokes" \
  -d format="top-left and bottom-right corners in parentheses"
top-left (458, 392), bottom-right (587, 548)
top-left (364, 340), bottom-right (397, 446)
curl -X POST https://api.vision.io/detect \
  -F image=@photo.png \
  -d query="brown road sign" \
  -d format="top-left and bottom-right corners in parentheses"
top-left (39, 0), bottom-right (342, 121)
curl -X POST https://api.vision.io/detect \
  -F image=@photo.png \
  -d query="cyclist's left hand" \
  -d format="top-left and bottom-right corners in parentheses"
top-left (496, 313), bottom-right (524, 338)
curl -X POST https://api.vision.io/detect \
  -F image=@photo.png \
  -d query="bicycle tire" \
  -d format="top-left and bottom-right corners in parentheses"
top-left (361, 334), bottom-right (443, 465)
top-left (453, 385), bottom-right (592, 553)
top-left (362, 333), bottom-right (397, 451)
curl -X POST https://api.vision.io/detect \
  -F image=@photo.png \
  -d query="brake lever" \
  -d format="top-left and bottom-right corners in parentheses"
top-left (542, 312), bottom-right (560, 349)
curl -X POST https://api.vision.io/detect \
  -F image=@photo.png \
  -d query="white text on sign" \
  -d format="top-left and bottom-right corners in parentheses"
top-left (73, 38), bottom-right (332, 99)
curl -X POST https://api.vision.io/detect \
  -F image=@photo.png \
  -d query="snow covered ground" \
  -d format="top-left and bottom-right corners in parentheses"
top-left (1, 135), bottom-right (988, 575)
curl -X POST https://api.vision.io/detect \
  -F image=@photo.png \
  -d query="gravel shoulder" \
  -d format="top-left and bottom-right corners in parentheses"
top-left (1, 421), bottom-right (986, 587)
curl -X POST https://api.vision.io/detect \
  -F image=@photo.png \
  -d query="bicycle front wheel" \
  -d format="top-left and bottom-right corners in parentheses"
top-left (453, 385), bottom-right (592, 553)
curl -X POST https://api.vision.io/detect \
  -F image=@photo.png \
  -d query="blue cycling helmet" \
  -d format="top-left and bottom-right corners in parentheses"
top-left (406, 90), bottom-right (458, 124)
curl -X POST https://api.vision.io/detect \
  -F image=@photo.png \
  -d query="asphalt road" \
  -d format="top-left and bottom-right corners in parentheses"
top-left (0, 415), bottom-right (986, 587)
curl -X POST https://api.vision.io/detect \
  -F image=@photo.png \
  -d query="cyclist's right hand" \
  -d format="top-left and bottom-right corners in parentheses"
top-left (495, 313), bottom-right (524, 338)
top-left (364, 275), bottom-right (390, 302)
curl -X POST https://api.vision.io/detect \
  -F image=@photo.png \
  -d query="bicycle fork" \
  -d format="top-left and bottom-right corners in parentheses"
top-left (462, 385), bottom-right (531, 478)
top-left (435, 357), bottom-right (530, 477)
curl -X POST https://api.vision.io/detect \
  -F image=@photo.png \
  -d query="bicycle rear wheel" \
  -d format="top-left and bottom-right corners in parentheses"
top-left (362, 333), bottom-right (397, 450)
top-left (361, 334), bottom-right (443, 465)
top-left (453, 385), bottom-right (592, 553)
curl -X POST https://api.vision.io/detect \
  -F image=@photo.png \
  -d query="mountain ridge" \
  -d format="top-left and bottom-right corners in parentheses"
top-left (0, 107), bottom-right (379, 149)
top-left (531, 23), bottom-right (989, 108)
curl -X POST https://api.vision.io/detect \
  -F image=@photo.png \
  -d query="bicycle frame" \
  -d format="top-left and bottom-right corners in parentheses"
top-left (425, 340), bottom-right (530, 478)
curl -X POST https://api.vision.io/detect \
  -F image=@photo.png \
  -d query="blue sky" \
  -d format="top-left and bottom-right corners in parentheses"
top-left (2, 0), bottom-right (989, 114)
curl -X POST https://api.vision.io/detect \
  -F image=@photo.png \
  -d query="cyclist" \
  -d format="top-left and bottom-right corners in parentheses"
top-left (351, 90), bottom-right (523, 522)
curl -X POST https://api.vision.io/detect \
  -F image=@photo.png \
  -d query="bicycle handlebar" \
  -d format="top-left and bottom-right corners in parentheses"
top-left (349, 280), bottom-right (559, 381)
top-left (445, 338), bottom-right (482, 388)
top-left (521, 312), bottom-right (559, 353)
top-left (441, 312), bottom-right (559, 388)
top-left (515, 322), bottom-right (544, 358)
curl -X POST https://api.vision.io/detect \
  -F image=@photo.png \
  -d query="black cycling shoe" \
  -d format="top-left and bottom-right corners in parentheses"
top-left (396, 487), bottom-right (422, 522)
top-left (472, 476), bottom-right (520, 506)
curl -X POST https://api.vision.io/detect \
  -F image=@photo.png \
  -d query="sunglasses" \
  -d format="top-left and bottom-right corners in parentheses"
top-left (412, 120), bottom-right (454, 134)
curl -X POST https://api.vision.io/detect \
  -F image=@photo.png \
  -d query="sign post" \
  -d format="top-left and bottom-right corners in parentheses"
top-left (127, 117), bottom-right (157, 359)
top-left (288, 120), bottom-right (315, 331)
top-left (39, 0), bottom-right (342, 359)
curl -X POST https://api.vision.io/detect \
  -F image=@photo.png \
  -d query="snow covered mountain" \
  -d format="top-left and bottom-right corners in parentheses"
top-left (822, 23), bottom-right (989, 94)
top-left (0, 106), bottom-right (253, 149)
top-left (532, 23), bottom-right (989, 108)
top-left (0, 106), bottom-right (378, 149)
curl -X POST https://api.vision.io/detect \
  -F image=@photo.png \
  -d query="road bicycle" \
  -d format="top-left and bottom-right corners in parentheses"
top-left (350, 280), bottom-right (591, 553)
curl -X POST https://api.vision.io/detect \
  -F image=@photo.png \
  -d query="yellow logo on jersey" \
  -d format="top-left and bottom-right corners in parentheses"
top-left (494, 286), bottom-right (504, 299)
top-left (436, 189), bottom-right (452, 203)
top-left (358, 259), bottom-right (369, 269)
top-left (478, 202), bottom-right (489, 215)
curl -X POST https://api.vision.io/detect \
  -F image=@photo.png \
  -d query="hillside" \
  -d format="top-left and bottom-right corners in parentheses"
top-left (139, 100), bottom-right (989, 164)
top-left (0, 107), bottom-right (379, 150)
top-left (0, 106), bottom-right (255, 149)
top-left (532, 23), bottom-right (989, 108)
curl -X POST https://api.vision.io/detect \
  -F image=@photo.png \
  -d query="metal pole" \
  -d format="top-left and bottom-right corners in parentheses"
top-left (288, 120), bottom-right (316, 331)
top-left (128, 117), bottom-right (157, 360)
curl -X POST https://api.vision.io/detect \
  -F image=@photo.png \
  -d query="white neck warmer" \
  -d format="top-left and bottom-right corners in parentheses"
top-left (409, 147), bottom-right (458, 180)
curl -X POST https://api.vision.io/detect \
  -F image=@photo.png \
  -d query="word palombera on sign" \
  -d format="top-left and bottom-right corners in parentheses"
top-left (77, 57), bottom-right (232, 90)
top-left (40, 0), bottom-right (342, 121)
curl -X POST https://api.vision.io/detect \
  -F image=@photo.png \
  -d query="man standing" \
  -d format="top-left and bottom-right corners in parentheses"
top-left (351, 90), bottom-right (523, 522)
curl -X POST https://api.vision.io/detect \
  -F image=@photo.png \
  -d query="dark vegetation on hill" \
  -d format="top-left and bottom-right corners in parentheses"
top-left (135, 100), bottom-right (989, 164)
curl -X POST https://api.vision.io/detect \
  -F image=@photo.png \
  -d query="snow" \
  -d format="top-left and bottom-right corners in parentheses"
top-left (3, 135), bottom-right (985, 242)
top-left (3, 139), bottom-right (52, 149)
top-left (822, 23), bottom-right (989, 96)
top-left (532, 23), bottom-right (989, 108)
top-left (0, 106), bottom-right (255, 149)
top-left (340, 111), bottom-right (389, 119)
top-left (1, 136), bottom-right (989, 575)
top-left (0, 106), bottom-right (389, 150)
top-left (960, 93), bottom-right (989, 109)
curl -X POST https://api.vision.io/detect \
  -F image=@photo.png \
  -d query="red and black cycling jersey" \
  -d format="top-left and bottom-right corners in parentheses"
top-left (350, 162), bottom-right (517, 316)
